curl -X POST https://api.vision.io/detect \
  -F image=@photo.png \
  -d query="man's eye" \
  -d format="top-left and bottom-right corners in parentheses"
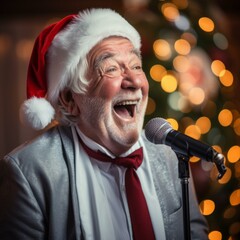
top-left (105, 66), bottom-right (118, 73)
top-left (132, 65), bottom-right (142, 71)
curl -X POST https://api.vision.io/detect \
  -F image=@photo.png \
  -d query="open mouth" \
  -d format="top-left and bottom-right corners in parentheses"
top-left (114, 100), bottom-right (138, 119)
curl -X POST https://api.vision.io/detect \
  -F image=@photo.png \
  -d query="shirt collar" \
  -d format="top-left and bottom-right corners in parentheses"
top-left (75, 126), bottom-right (141, 159)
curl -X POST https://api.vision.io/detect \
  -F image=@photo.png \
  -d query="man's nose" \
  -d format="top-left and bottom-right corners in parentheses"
top-left (121, 69), bottom-right (143, 90)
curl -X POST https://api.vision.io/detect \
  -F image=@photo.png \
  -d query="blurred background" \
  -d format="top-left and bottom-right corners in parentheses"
top-left (0, 0), bottom-right (239, 239)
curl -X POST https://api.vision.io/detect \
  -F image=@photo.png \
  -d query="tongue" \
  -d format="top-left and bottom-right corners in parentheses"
top-left (114, 105), bottom-right (132, 119)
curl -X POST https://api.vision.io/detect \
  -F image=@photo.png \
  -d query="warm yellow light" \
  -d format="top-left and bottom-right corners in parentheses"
top-left (150, 64), bottom-right (167, 82)
top-left (146, 97), bottom-right (156, 115)
top-left (188, 87), bottom-right (205, 105)
top-left (218, 167), bottom-right (231, 184)
top-left (229, 189), bottom-right (240, 206)
top-left (198, 17), bottom-right (215, 32)
top-left (219, 69), bottom-right (234, 87)
top-left (212, 145), bottom-right (223, 153)
top-left (227, 146), bottom-right (240, 163)
top-left (174, 39), bottom-right (191, 55)
top-left (208, 231), bottom-right (222, 240)
top-left (161, 3), bottom-right (179, 22)
top-left (153, 39), bottom-right (172, 60)
top-left (190, 156), bottom-right (201, 163)
top-left (233, 118), bottom-right (240, 136)
top-left (161, 74), bottom-right (178, 93)
top-left (196, 117), bottom-right (211, 134)
top-left (218, 109), bottom-right (233, 127)
top-left (185, 125), bottom-right (201, 140)
top-left (173, 55), bottom-right (190, 72)
top-left (211, 60), bottom-right (226, 76)
top-left (199, 199), bottom-right (215, 215)
top-left (166, 118), bottom-right (178, 130)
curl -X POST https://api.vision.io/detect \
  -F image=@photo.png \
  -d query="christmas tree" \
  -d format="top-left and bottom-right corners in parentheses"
top-left (124, 0), bottom-right (240, 239)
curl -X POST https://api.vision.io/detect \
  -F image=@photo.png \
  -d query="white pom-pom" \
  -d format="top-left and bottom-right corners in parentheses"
top-left (19, 97), bottom-right (55, 130)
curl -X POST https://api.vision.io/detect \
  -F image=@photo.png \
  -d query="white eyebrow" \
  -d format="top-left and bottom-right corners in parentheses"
top-left (94, 48), bottom-right (142, 69)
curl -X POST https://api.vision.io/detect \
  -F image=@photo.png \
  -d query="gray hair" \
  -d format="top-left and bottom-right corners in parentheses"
top-left (55, 57), bottom-right (90, 126)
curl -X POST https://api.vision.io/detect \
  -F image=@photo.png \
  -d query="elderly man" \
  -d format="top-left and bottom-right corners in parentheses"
top-left (0, 8), bottom-right (208, 240)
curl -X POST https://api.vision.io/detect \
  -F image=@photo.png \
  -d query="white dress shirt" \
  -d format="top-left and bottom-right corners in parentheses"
top-left (72, 126), bottom-right (166, 240)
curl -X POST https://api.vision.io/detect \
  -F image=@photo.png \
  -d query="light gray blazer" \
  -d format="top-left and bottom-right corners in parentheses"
top-left (0, 125), bottom-right (208, 239)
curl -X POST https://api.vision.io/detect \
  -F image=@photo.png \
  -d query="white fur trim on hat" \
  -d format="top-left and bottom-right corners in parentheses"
top-left (47, 8), bottom-right (141, 104)
top-left (20, 97), bottom-right (55, 130)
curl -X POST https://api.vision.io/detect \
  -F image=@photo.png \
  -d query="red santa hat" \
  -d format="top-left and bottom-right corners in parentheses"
top-left (20, 8), bottom-right (141, 130)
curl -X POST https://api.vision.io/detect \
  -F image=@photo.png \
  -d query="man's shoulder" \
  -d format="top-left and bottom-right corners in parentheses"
top-left (3, 125), bottom-right (73, 167)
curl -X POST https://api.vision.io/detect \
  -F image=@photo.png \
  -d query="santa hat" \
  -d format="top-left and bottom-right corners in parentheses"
top-left (20, 8), bottom-right (141, 130)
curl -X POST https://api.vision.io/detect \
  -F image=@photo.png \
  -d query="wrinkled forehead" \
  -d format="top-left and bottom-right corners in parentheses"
top-left (87, 36), bottom-right (141, 67)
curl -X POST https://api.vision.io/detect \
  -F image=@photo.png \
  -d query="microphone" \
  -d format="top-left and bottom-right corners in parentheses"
top-left (145, 117), bottom-right (226, 179)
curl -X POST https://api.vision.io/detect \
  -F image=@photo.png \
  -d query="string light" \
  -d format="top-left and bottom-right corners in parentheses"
top-left (218, 109), bottom-right (233, 127)
top-left (160, 3), bottom-right (179, 22)
top-left (161, 73), bottom-right (178, 93)
top-left (198, 17), bottom-right (215, 32)
top-left (153, 39), bottom-right (172, 60)
top-left (147, 1), bottom-right (239, 238)
top-left (199, 199), bottom-right (215, 215)
top-left (208, 231), bottom-right (222, 240)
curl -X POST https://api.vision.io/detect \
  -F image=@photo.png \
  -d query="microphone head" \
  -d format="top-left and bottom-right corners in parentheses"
top-left (144, 117), bottom-right (172, 144)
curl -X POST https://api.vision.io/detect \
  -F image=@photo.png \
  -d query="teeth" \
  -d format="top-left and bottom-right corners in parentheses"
top-left (116, 100), bottom-right (138, 106)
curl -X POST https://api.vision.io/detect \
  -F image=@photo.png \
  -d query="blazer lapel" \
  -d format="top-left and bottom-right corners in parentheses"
top-left (58, 126), bottom-right (82, 240)
top-left (143, 135), bottom-right (182, 239)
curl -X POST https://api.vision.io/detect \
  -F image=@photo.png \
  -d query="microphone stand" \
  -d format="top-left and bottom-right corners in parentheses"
top-left (177, 153), bottom-right (191, 240)
top-left (176, 150), bottom-right (226, 240)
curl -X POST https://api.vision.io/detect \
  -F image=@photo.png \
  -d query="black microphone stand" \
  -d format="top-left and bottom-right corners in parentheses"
top-left (176, 149), bottom-right (226, 240)
top-left (177, 153), bottom-right (191, 240)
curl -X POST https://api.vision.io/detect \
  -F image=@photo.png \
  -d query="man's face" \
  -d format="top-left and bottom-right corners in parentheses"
top-left (73, 37), bottom-right (149, 155)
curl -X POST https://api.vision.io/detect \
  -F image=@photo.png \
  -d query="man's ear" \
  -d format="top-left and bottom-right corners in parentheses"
top-left (59, 89), bottom-right (80, 116)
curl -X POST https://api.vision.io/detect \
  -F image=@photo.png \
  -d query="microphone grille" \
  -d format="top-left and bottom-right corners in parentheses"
top-left (145, 117), bottom-right (172, 144)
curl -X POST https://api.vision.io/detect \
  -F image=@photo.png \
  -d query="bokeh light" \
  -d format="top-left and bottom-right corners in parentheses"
top-left (166, 118), bottom-right (178, 130)
top-left (198, 17), bottom-right (215, 32)
top-left (200, 199), bottom-right (215, 215)
top-left (188, 87), bottom-right (205, 105)
top-left (219, 69), bottom-right (234, 87)
top-left (218, 109), bottom-right (233, 127)
top-left (146, 1), bottom-right (239, 238)
top-left (173, 55), bottom-right (189, 72)
top-left (174, 39), bottom-right (191, 55)
top-left (161, 73), bottom-right (178, 93)
top-left (211, 60), bottom-right (226, 76)
top-left (229, 189), bottom-right (240, 206)
top-left (150, 64), bottom-right (167, 82)
top-left (146, 97), bottom-right (156, 115)
top-left (185, 124), bottom-right (201, 140)
top-left (227, 146), bottom-right (240, 163)
top-left (208, 231), bottom-right (222, 240)
top-left (160, 3), bottom-right (179, 22)
top-left (218, 167), bottom-right (232, 184)
top-left (213, 33), bottom-right (228, 50)
top-left (233, 118), bottom-right (240, 136)
top-left (153, 39), bottom-right (172, 60)
top-left (196, 116), bottom-right (211, 134)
